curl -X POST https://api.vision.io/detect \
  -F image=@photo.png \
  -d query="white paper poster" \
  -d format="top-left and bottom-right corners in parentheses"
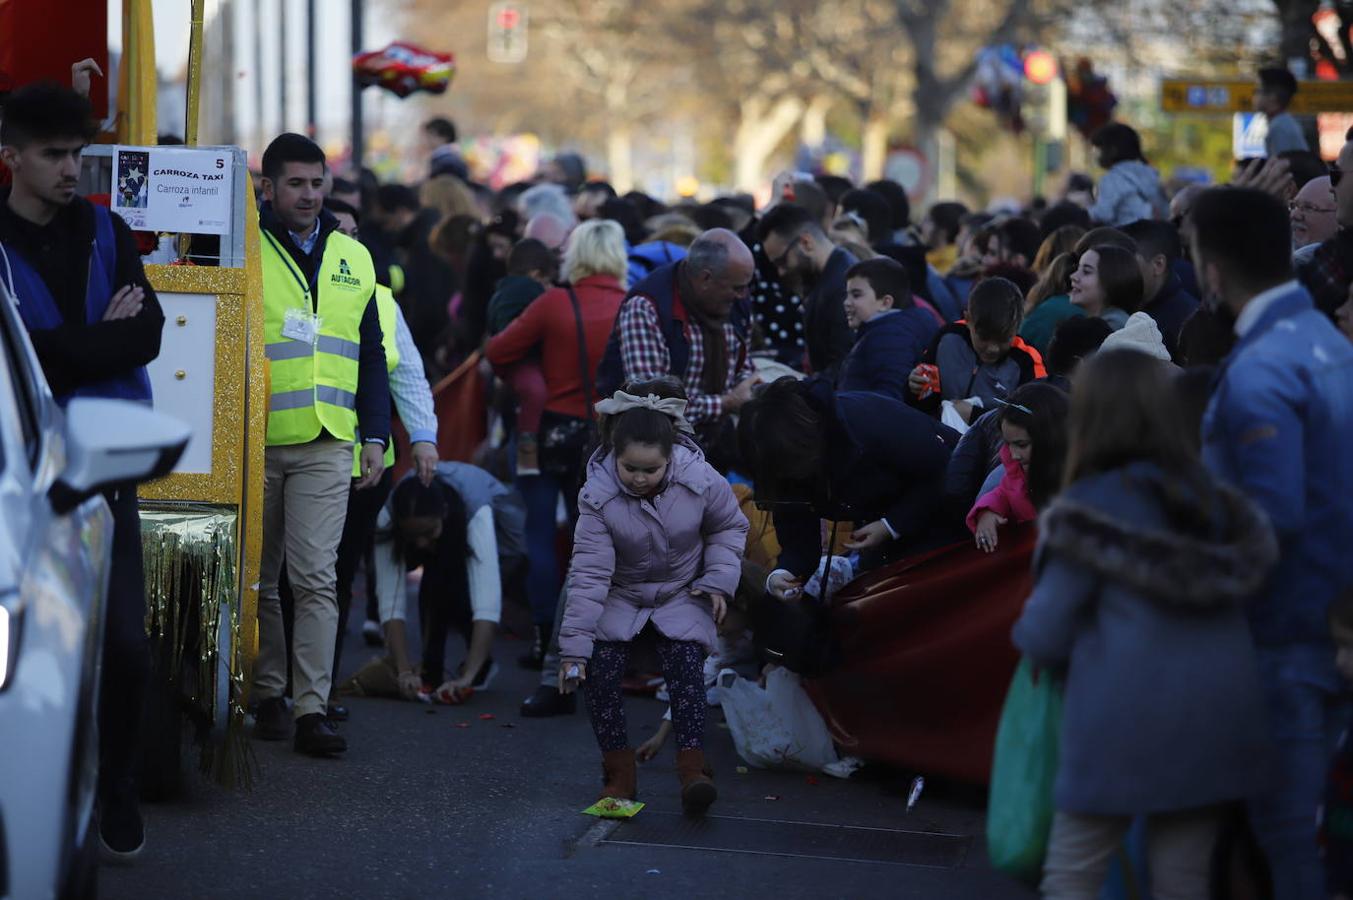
top-left (112, 146), bottom-right (234, 235)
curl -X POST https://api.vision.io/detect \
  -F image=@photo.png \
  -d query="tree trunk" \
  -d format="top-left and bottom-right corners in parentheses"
top-left (733, 94), bottom-right (805, 192)
top-left (861, 112), bottom-right (889, 181)
top-left (607, 125), bottom-right (634, 193)
top-left (604, 80), bottom-right (634, 192)
top-left (914, 113), bottom-right (941, 205)
top-left (800, 95), bottom-right (833, 152)
top-left (1273, 0), bottom-right (1315, 72)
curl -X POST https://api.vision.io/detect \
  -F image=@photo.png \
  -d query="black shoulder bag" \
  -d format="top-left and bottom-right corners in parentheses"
top-left (537, 285), bottom-right (600, 483)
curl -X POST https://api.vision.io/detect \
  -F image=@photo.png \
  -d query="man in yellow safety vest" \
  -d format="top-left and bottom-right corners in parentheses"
top-left (252, 133), bottom-right (390, 756)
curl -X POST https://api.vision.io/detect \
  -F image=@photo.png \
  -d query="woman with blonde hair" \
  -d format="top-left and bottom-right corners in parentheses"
top-left (425, 175), bottom-right (484, 273)
top-left (1031, 224), bottom-right (1086, 276)
top-left (485, 219), bottom-right (632, 680)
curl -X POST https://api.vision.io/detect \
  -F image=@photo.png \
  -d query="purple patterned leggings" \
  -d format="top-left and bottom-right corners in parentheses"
top-left (585, 636), bottom-right (707, 753)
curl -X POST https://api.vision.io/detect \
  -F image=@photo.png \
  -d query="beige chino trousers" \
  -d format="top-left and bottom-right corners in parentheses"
top-left (1040, 807), bottom-right (1221, 900)
top-left (252, 437), bottom-right (354, 718)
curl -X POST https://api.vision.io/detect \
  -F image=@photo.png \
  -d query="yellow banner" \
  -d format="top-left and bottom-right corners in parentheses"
top-left (1162, 78), bottom-right (1353, 115)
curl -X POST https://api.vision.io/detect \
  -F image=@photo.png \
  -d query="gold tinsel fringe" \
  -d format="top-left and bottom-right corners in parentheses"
top-left (140, 503), bottom-right (257, 790)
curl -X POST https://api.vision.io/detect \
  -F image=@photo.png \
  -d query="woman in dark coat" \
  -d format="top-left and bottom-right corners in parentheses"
top-left (738, 376), bottom-right (960, 598)
top-left (1012, 350), bottom-right (1277, 898)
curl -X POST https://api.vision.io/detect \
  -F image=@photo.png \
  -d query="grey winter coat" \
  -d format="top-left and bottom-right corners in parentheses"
top-left (1090, 160), bottom-right (1163, 227)
top-left (1012, 462), bottom-right (1278, 815)
top-left (558, 437), bottom-right (749, 661)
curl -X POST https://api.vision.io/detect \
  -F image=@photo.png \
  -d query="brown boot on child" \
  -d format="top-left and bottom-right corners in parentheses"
top-left (600, 748), bottom-right (637, 800)
top-left (676, 748), bottom-right (716, 814)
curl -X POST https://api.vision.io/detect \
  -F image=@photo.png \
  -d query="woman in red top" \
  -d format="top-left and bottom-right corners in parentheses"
top-left (486, 219), bottom-right (628, 679)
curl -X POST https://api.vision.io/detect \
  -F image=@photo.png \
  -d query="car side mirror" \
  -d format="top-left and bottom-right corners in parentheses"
top-left (49, 398), bottom-right (190, 514)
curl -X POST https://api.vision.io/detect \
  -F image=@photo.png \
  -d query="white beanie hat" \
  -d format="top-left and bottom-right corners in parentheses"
top-left (1100, 312), bottom-right (1172, 362)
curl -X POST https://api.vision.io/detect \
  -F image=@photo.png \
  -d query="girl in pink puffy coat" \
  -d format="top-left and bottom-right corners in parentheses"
top-left (968, 381), bottom-right (1070, 553)
top-left (557, 378), bottom-right (749, 814)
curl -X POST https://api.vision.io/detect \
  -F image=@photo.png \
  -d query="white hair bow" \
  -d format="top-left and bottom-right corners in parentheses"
top-left (594, 391), bottom-right (696, 435)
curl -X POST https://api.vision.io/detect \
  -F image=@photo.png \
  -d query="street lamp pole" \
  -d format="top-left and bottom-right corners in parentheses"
top-left (278, 0), bottom-right (288, 132)
top-left (253, 0), bottom-right (265, 151)
top-left (351, 0), bottom-right (364, 172)
top-left (306, 0), bottom-right (317, 138)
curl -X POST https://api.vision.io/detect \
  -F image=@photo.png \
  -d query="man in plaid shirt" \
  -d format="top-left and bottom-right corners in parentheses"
top-left (617, 229), bottom-right (760, 426)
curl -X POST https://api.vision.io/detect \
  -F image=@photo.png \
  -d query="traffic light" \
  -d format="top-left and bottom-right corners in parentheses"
top-left (488, 3), bottom-right (528, 64)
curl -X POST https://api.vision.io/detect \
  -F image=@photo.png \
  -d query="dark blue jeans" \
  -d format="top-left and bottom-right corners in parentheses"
top-left (519, 472), bottom-right (578, 627)
top-left (101, 485), bottom-right (150, 803)
top-left (1248, 642), bottom-right (1353, 900)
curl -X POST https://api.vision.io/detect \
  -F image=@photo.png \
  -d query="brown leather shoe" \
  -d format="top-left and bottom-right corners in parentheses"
top-left (676, 748), bottom-right (716, 814)
top-left (599, 748), bottom-right (637, 801)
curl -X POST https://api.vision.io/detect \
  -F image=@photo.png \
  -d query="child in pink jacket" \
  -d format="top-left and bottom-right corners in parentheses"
top-left (967, 381), bottom-right (1070, 553)
top-left (557, 378), bottom-right (749, 814)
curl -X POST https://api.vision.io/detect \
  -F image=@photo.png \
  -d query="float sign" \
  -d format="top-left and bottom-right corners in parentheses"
top-left (112, 146), bottom-right (234, 235)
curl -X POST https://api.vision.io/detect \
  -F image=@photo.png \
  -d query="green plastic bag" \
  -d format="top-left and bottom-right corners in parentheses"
top-left (986, 657), bottom-right (1064, 883)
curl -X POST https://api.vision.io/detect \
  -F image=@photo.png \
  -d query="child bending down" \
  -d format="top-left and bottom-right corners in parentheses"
top-left (485, 238), bottom-right (558, 475)
top-left (967, 381), bottom-right (1069, 553)
top-left (557, 378), bottom-right (749, 814)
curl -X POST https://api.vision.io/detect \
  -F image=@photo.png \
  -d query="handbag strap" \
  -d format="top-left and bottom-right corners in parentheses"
top-left (565, 284), bottom-right (596, 425)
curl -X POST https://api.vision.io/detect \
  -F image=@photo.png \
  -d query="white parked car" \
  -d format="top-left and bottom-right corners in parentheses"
top-left (0, 277), bottom-right (188, 899)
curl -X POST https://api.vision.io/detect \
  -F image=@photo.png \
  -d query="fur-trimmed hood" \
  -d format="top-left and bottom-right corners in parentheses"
top-left (1038, 470), bottom-right (1278, 609)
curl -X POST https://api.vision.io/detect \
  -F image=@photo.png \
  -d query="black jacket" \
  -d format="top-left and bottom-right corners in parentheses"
top-left (836, 308), bottom-right (939, 402)
top-left (0, 189), bottom-right (163, 398)
top-left (770, 378), bottom-right (959, 578)
top-left (943, 407), bottom-right (1003, 524)
top-left (396, 208), bottom-right (458, 361)
top-left (260, 204), bottom-right (390, 446)
top-left (1142, 272), bottom-right (1199, 362)
top-left (803, 247), bottom-right (857, 378)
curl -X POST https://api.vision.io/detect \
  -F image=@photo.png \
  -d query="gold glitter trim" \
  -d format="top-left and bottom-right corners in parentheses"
top-left (135, 173), bottom-right (266, 780)
top-left (139, 503), bottom-right (256, 789)
top-left (239, 176), bottom-right (266, 698)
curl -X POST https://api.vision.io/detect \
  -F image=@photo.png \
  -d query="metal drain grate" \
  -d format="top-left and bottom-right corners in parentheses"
top-left (601, 812), bottom-right (972, 868)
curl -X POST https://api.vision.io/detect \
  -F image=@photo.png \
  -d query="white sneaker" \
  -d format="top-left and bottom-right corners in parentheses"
top-left (361, 619), bottom-right (382, 647)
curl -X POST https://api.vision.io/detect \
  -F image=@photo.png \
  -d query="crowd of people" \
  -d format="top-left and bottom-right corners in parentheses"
top-left (302, 110), bottom-right (1353, 898)
top-left (2, 67), bottom-right (1352, 898)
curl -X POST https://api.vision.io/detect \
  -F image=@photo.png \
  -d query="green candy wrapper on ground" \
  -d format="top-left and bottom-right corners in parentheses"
top-left (582, 798), bottom-right (645, 819)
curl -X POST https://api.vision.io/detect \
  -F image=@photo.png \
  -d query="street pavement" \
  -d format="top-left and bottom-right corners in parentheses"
top-left (103, 615), bottom-right (1035, 900)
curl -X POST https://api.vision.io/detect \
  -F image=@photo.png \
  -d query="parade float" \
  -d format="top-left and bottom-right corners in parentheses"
top-left (3, 0), bottom-right (265, 791)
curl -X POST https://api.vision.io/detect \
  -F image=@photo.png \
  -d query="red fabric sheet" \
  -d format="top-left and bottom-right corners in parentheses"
top-left (390, 351), bottom-right (487, 482)
top-left (806, 524), bottom-right (1036, 785)
top-left (0, 0), bottom-right (109, 119)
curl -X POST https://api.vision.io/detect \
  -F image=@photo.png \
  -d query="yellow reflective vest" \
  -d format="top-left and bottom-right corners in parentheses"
top-left (351, 284), bottom-right (401, 476)
top-left (261, 227), bottom-right (377, 447)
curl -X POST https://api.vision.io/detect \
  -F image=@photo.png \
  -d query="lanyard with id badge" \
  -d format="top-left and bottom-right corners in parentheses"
top-left (281, 307), bottom-right (321, 346)
top-left (267, 229), bottom-right (324, 350)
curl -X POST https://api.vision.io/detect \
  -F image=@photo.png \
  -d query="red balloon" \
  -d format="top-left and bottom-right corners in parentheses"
top-left (352, 41), bottom-right (456, 98)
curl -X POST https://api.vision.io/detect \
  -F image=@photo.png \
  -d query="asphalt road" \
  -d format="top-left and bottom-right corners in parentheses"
top-left (102, 613), bottom-right (1035, 900)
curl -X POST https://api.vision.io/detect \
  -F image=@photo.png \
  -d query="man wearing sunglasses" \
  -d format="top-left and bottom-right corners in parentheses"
top-left (1296, 129), bottom-right (1353, 319)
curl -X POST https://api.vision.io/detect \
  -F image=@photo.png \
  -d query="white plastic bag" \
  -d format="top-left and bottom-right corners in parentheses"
top-left (720, 667), bottom-right (839, 772)
top-left (940, 399), bottom-right (972, 434)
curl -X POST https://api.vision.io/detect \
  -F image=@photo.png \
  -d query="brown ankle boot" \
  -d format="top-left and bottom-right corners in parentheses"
top-left (599, 748), bottom-right (637, 801)
top-left (676, 748), bottom-right (717, 814)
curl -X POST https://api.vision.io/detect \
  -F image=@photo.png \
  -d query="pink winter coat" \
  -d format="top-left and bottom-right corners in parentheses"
top-left (966, 444), bottom-right (1038, 533)
top-left (558, 438), bottom-right (750, 661)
